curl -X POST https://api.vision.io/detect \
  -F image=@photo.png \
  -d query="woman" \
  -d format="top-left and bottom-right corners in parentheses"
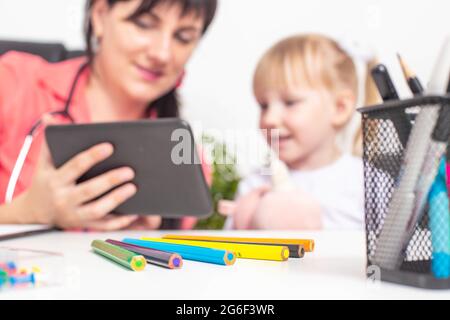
top-left (0, 0), bottom-right (217, 230)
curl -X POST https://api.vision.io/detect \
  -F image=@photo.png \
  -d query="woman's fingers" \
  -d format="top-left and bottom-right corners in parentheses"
top-left (84, 214), bottom-right (139, 232)
top-left (56, 143), bottom-right (114, 185)
top-left (73, 167), bottom-right (135, 204)
top-left (76, 183), bottom-right (137, 221)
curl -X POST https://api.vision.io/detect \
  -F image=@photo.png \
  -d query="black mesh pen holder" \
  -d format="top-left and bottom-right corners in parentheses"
top-left (359, 95), bottom-right (450, 289)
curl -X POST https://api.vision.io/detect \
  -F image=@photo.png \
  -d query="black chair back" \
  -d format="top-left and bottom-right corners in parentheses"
top-left (0, 40), bottom-right (84, 62)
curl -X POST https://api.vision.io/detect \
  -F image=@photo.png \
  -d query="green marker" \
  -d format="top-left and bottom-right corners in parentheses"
top-left (91, 240), bottom-right (147, 272)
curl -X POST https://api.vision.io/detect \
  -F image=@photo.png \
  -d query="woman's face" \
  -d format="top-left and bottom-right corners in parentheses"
top-left (91, 0), bottom-right (205, 104)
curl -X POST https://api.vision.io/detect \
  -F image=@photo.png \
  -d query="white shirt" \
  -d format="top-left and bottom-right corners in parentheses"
top-left (226, 154), bottom-right (365, 230)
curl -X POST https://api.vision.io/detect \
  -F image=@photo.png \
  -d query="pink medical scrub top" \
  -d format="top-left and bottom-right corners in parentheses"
top-left (0, 52), bottom-right (209, 228)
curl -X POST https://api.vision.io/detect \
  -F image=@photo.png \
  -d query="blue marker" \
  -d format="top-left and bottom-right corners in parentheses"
top-left (428, 158), bottom-right (450, 279)
top-left (122, 238), bottom-right (236, 266)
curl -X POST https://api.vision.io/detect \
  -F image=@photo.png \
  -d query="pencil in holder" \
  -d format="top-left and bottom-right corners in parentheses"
top-left (359, 95), bottom-right (450, 289)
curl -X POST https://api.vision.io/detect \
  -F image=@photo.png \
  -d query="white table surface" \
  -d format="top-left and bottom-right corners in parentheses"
top-left (0, 230), bottom-right (449, 300)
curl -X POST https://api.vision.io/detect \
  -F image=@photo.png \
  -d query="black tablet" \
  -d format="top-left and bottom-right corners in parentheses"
top-left (45, 119), bottom-right (213, 218)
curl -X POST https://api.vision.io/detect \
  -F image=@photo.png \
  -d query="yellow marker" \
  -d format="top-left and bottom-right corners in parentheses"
top-left (141, 237), bottom-right (289, 261)
top-left (163, 234), bottom-right (315, 252)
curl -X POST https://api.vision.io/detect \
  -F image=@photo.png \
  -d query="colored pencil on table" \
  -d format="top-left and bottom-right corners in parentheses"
top-left (142, 237), bottom-right (290, 261)
top-left (91, 240), bottom-right (146, 272)
top-left (106, 239), bottom-right (183, 269)
top-left (161, 236), bottom-right (304, 258)
top-left (164, 234), bottom-right (314, 254)
top-left (122, 238), bottom-right (236, 266)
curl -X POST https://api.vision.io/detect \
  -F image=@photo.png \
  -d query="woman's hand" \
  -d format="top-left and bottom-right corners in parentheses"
top-left (125, 216), bottom-right (162, 230)
top-left (22, 140), bottom-right (139, 231)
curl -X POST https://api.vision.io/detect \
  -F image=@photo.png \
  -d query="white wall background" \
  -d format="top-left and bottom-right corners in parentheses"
top-left (1, 0), bottom-right (449, 174)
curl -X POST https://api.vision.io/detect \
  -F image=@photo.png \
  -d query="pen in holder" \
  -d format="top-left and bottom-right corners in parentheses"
top-left (359, 95), bottom-right (450, 289)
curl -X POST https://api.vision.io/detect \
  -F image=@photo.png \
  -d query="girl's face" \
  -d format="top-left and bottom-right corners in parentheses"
top-left (91, 0), bottom-right (205, 104)
top-left (258, 85), bottom-right (340, 170)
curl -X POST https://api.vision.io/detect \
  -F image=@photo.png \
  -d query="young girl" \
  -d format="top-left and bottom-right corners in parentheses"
top-left (222, 34), bottom-right (379, 230)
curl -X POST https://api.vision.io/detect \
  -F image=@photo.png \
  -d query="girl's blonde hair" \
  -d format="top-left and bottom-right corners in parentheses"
top-left (253, 34), bottom-right (380, 156)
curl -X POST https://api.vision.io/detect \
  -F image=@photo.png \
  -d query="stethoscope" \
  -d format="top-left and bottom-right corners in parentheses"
top-left (5, 62), bottom-right (89, 203)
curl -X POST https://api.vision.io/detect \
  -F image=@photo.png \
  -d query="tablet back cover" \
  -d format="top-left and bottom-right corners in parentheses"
top-left (45, 119), bottom-right (213, 218)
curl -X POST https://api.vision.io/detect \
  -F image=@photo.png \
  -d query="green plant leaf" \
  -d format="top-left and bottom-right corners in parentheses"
top-left (194, 135), bottom-right (241, 230)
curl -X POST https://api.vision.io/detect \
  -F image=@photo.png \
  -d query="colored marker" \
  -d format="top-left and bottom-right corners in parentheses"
top-left (163, 234), bottom-right (312, 256)
top-left (371, 64), bottom-right (400, 101)
top-left (428, 159), bottom-right (450, 279)
top-left (106, 239), bottom-right (182, 269)
top-left (142, 238), bottom-right (290, 261)
top-left (123, 238), bottom-right (235, 266)
top-left (91, 240), bottom-right (147, 272)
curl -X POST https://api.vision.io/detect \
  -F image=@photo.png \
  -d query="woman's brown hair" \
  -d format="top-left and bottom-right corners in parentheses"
top-left (84, 0), bottom-right (218, 118)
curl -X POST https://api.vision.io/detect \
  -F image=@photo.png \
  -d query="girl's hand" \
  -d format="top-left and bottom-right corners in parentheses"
top-left (23, 139), bottom-right (139, 231)
top-left (252, 189), bottom-right (323, 230)
top-left (218, 185), bottom-right (271, 229)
